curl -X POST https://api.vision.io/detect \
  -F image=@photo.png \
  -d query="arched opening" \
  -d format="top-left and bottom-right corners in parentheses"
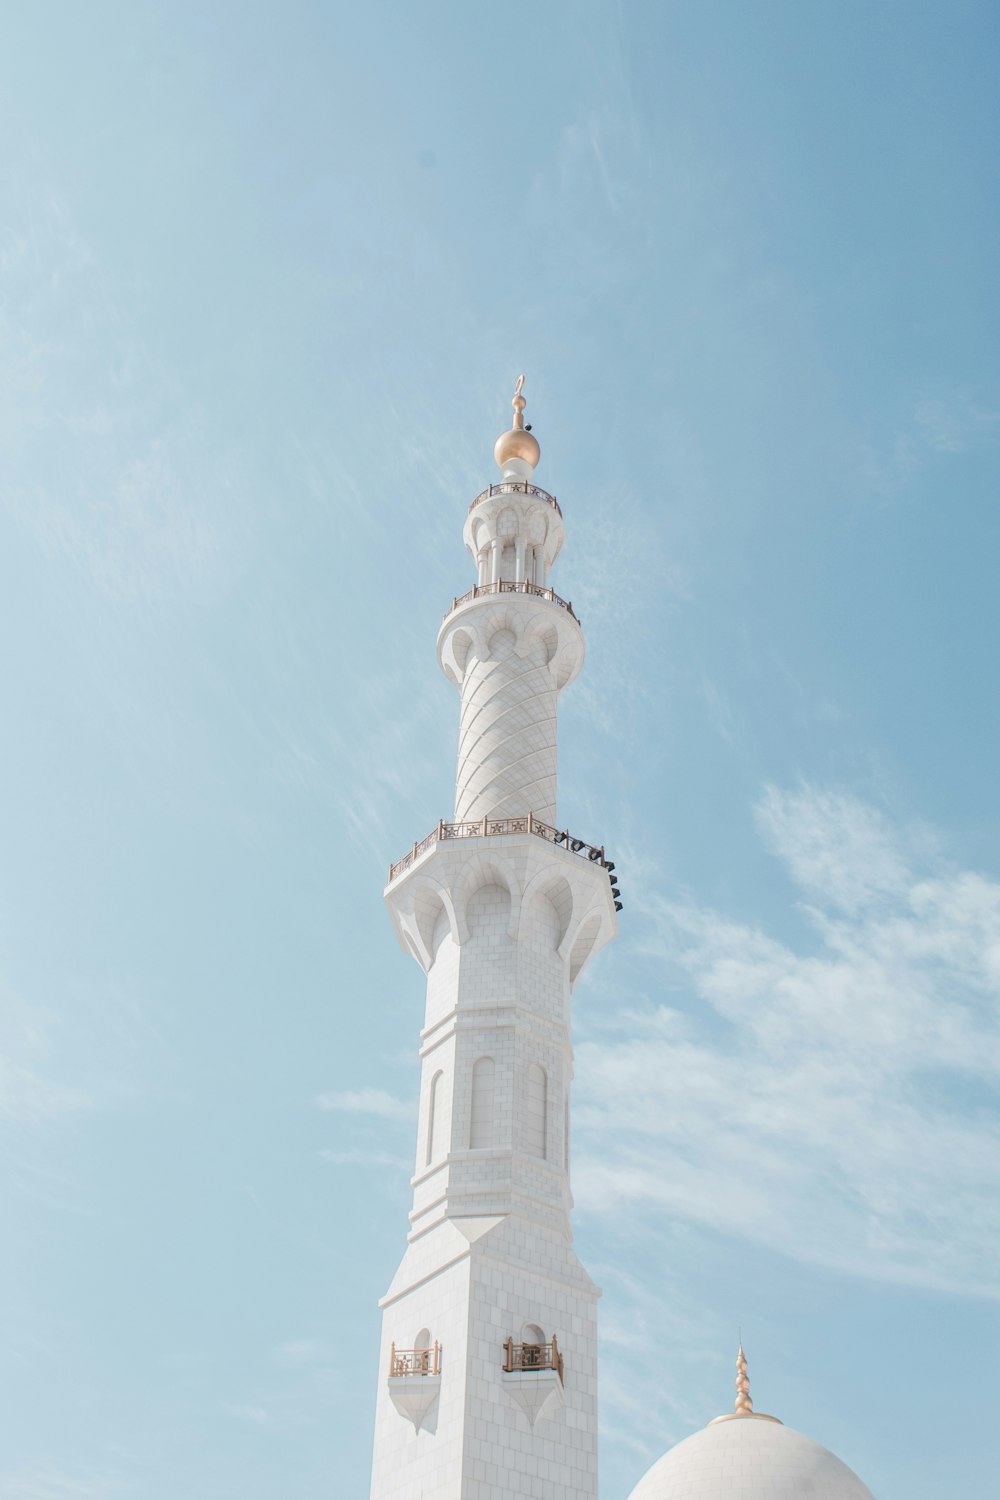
top-left (426, 1070), bottom-right (444, 1166)
top-left (524, 1063), bottom-right (547, 1159)
top-left (466, 881), bottom-right (512, 938)
top-left (469, 1056), bottom-right (495, 1149)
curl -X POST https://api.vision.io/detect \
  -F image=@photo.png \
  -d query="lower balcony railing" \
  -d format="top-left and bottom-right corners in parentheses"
top-left (387, 813), bottom-right (615, 887)
top-left (390, 1342), bottom-right (441, 1377)
top-left (444, 578), bottom-right (579, 624)
top-left (503, 1336), bottom-right (564, 1383)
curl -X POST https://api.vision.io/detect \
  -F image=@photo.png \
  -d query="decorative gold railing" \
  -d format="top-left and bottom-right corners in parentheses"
top-left (469, 480), bottom-right (562, 517)
top-left (388, 813), bottom-right (618, 887)
top-left (390, 1341), bottom-right (441, 1377)
top-left (445, 578), bottom-right (578, 623)
top-left (503, 1336), bottom-right (564, 1383)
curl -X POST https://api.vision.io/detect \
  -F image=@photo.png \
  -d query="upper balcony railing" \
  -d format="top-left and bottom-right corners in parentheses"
top-left (444, 578), bottom-right (579, 624)
top-left (387, 812), bottom-right (618, 889)
top-left (469, 480), bottom-right (562, 517)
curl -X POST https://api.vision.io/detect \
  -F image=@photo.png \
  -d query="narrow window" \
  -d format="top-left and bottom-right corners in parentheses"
top-left (426, 1069), bottom-right (444, 1166)
top-left (525, 1064), bottom-right (547, 1159)
top-left (470, 1057), bottom-right (495, 1149)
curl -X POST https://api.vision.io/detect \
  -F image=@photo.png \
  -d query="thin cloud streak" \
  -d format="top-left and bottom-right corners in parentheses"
top-left (0, 1466), bottom-right (128, 1500)
top-left (0, 986), bottom-right (92, 1125)
top-left (315, 1087), bottom-right (414, 1122)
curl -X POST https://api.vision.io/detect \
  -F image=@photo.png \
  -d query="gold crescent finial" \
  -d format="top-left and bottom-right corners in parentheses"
top-left (512, 374), bottom-right (527, 430)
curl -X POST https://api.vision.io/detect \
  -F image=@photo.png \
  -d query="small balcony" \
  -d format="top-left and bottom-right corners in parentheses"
top-left (387, 1340), bottom-right (442, 1432)
top-left (501, 1334), bottom-right (565, 1428)
top-left (503, 1335), bottom-right (564, 1384)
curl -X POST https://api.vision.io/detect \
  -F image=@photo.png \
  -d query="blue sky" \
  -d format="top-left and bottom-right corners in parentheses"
top-left (1, 2), bottom-right (998, 1497)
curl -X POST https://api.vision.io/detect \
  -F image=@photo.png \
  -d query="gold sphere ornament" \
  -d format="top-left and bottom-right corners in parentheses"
top-left (494, 374), bottom-right (541, 470)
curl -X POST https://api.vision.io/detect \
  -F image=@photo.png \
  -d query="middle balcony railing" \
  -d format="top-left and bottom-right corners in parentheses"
top-left (444, 578), bottom-right (578, 624)
top-left (387, 813), bottom-right (615, 886)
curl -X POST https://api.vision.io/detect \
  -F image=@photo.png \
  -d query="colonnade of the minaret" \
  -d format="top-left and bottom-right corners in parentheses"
top-left (370, 380), bottom-right (618, 1500)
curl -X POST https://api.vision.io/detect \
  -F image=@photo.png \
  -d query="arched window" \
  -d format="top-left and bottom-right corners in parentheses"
top-left (524, 1063), bottom-right (547, 1159)
top-left (470, 1057), bottom-right (495, 1149)
top-left (426, 1070), bottom-right (444, 1166)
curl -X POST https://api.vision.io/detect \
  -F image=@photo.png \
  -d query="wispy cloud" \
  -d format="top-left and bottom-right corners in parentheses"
top-left (595, 1261), bottom-right (723, 1465)
top-left (913, 393), bottom-right (1000, 454)
top-left (223, 1332), bottom-right (341, 1436)
top-left (0, 984), bottom-right (92, 1125)
top-left (575, 782), bottom-right (1000, 1297)
top-left (0, 201), bottom-right (230, 603)
top-left (0, 1465), bottom-right (127, 1500)
top-left (858, 389), bottom-right (1000, 495)
top-left (274, 1337), bottom-right (330, 1367)
top-left (224, 1402), bottom-right (275, 1428)
top-left (315, 1087), bottom-right (413, 1122)
top-left (319, 1147), bottom-right (410, 1172)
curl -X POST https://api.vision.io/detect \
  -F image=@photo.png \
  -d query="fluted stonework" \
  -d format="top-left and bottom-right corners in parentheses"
top-left (370, 388), bottom-right (617, 1500)
top-left (442, 591), bottom-right (582, 826)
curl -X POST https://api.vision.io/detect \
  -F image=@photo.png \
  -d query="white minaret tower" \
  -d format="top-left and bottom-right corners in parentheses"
top-left (370, 379), bottom-right (620, 1500)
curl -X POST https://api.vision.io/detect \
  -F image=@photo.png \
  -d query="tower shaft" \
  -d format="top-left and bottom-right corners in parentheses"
top-left (370, 386), bottom-right (617, 1500)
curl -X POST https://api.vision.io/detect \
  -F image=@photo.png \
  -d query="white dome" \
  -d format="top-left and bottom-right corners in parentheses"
top-left (628, 1415), bottom-right (876, 1500)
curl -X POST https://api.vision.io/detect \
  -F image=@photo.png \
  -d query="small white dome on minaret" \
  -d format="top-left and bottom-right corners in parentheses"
top-left (494, 373), bottom-right (541, 475)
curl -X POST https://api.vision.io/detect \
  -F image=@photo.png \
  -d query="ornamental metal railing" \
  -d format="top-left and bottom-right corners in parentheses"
top-left (503, 1336), bottom-right (564, 1383)
top-left (387, 813), bottom-right (614, 885)
top-left (389, 1341), bottom-right (441, 1377)
top-left (444, 578), bottom-right (578, 623)
top-left (469, 480), bottom-right (562, 517)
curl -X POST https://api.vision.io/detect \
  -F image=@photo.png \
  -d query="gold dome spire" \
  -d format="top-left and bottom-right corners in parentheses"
top-left (494, 373), bottom-right (541, 471)
top-left (708, 1345), bottom-right (782, 1426)
top-left (735, 1344), bottom-right (754, 1414)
